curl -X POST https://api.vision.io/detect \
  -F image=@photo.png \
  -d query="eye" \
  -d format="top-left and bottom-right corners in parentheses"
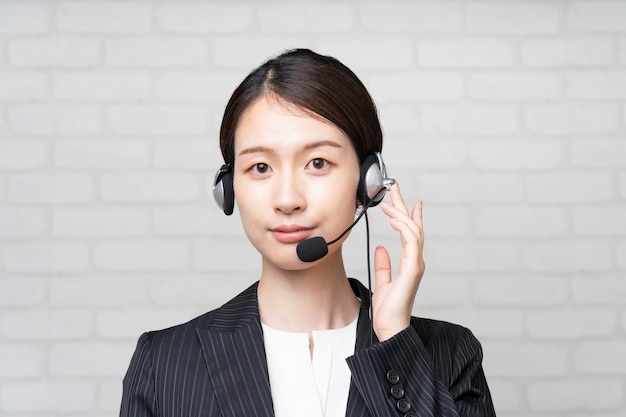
top-left (307, 158), bottom-right (329, 171)
top-left (251, 162), bottom-right (270, 174)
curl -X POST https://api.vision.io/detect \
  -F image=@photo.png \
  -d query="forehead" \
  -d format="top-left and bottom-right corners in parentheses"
top-left (234, 96), bottom-right (354, 154)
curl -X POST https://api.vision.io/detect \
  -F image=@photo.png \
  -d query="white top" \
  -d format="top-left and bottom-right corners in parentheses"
top-left (261, 317), bottom-right (358, 417)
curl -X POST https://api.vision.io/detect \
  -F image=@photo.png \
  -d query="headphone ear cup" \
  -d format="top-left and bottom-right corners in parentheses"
top-left (358, 153), bottom-right (386, 207)
top-left (213, 165), bottom-right (235, 215)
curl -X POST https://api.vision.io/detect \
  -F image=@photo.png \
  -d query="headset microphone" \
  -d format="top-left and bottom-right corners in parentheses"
top-left (296, 180), bottom-right (395, 263)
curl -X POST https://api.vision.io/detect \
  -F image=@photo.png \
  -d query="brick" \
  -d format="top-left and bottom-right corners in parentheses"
top-left (49, 342), bottom-right (134, 376)
top-left (424, 241), bottom-right (477, 273)
top-left (156, 72), bottom-right (241, 101)
top-left (528, 173), bottom-right (613, 203)
top-left (571, 140), bottom-right (626, 168)
top-left (0, 381), bottom-right (95, 412)
top-left (94, 240), bottom-right (189, 272)
top-left (568, 1), bottom-right (626, 32)
top-left (150, 275), bottom-right (244, 307)
top-left (96, 309), bottom-right (194, 339)
top-left (524, 104), bottom-right (619, 135)
top-left (617, 241), bottom-right (626, 269)
top-left (469, 72), bottom-right (561, 101)
top-left (486, 380), bottom-right (521, 412)
top-left (0, 277), bottom-right (45, 306)
top-left (8, 104), bottom-right (102, 135)
top-left (212, 37), bottom-right (309, 68)
top-left (156, 3), bottom-right (252, 33)
top-left (53, 208), bottom-right (150, 237)
top-left (474, 310), bottom-right (523, 339)
top-left (412, 275), bottom-right (470, 307)
top-left (0, 72), bottom-right (47, 100)
top-left (475, 277), bottom-right (567, 306)
top-left (475, 242), bottom-right (519, 272)
top-left (417, 38), bottom-right (514, 68)
top-left (316, 38), bottom-right (412, 70)
top-left (359, 3), bottom-right (463, 33)
top-left (258, 4), bottom-right (354, 32)
top-left (53, 71), bottom-right (151, 101)
top-left (572, 278), bottom-right (626, 305)
top-left (468, 139), bottom-right (562, 171)
top-left (527, 308), bottom-right (616, 339)
top-left (476, 207), bottom-right (565, 238)
top-left (3, 242), bottom-right (89, 274)
top-left (574, 342), bottom-right (626, 373)
top-left (106, 38), bottom-right (209, 67)
top-left (56, 1), bottom-right (151, 33)
top-left (377, 105), bottom-right (418, 133)
top-left (568, 71), bottom-right (626, 99)
top-left (421, 105), bottom-right (518, 135)
top-left (101, 173), bottom-right (199, 202)
top-left (383, 139), bottom-right (466, 171)
top-left (154, 206), bottom-right (231, 236)
top-left (192, 238), bottom-right (260, 272)
top-left (525, 241), bottom-right (611, 273)
top-left (8, 38), bottom-right (99, 67)
top-left (521, 38), bottom-right (614, 67)
top-left (421, 207), bottom-right (467, 237)
top-left (419, 174), bottom-right (523, 203)
top-left (0, 345), bottom-right (42, 377)
top-left (468, 3), bottom-right (560, 35)
top-left (573, 207), bottom-right (626, 235)
top-left (369, 73), bottom-right (464, 103)
top-left (528, 380), bottom-right (622, 411)
top-left (0, 2), bottom-right (50, 34)
top-left (99, 381), bottom-right (121, 412)
top-left (0, 140), bottom-right (45, 170)
top-left (50, 279), bottom-right (146, 307)
top-left (108, 105), bottom-right (209, 135)
top-left (54, 141), bottom-right (149, 169)
top-left (0, 207), bottom-right (45, 238)
top-left (482, 343), bottom-right (567, 377)
top-left (8, 174), bottom-right (93, 204)
top-left (2, 310), bottom-right (91, 340)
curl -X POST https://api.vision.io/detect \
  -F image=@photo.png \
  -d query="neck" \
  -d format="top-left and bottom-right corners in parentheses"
top-left (257, 251), bottom-right (360, 334)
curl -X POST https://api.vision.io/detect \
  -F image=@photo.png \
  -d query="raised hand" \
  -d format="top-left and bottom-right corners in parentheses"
top-left (372, 182), bottom-right (425, 342)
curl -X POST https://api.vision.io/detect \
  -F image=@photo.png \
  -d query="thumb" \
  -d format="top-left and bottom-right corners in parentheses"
top-left (374, 245), bottom-right (392, 287)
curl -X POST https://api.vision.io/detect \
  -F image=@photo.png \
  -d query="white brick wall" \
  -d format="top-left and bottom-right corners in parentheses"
top-left (0, 1), bottom-right (624, 416)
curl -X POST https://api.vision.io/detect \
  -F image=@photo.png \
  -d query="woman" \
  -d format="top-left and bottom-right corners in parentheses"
top-left (120, 48), bottom-right (495, 417)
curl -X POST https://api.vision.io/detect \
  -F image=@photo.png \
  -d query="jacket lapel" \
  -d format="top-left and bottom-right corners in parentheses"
top-left (196, 282), bottom-right (275, 417)
top-left (346, 278), bottom-right (379, 416)
top-left (196, 278), bottom-right (376, 417)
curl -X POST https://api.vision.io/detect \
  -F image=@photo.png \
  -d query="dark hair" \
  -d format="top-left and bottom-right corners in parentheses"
top-left (219, 48), bottom-right (383, 164)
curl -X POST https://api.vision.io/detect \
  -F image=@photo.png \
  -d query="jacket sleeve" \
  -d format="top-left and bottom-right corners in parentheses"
top-left (345, 322), bottom-right (495, 417)
top-left (120, 332), bottom-right (157, 417)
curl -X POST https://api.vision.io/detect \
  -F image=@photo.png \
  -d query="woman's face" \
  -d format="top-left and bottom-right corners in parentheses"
top-left (233, 96), bottom-right (361, 271)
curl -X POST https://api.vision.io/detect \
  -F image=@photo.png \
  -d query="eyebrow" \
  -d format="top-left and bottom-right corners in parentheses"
top-left (237, 140), bottom-right (344, 157)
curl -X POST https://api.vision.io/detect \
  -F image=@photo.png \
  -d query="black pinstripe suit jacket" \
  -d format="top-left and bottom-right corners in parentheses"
top-left (120, 279), bottom-right (495, 417)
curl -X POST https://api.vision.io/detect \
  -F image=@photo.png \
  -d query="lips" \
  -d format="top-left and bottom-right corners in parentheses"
top-left (271, 225), bottom-right (314, 244)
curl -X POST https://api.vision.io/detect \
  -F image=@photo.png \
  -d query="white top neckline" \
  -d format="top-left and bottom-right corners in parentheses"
top-left (261, 317), bottom-right (358, 417)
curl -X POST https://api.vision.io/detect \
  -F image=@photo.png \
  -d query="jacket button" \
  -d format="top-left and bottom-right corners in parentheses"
top-left (397, 399), bottom-right (412, 413)
top-left (390, 384), bottom-right (404, 399)
top-left (386, 370), bottom-right (400, 384)
top-left (404, 413), bottom-right (418, 417)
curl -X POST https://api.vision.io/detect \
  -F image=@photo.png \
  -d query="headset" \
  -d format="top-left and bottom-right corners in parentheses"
top-left (212, 151), bottom-right (392, 216)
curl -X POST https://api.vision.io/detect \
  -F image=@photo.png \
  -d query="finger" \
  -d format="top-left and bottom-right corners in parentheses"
top-left (412, 201), bottom-right (424, 241)
top-left (387, 182), bottom-right (410, 215)
top-left (374, 245), bottom-right (392, 287)
top-left (382, 200), bottom-right (421, 239)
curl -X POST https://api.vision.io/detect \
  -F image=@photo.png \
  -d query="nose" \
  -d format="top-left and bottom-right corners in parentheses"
top-left (273, 172), bottom-right (306, 214)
